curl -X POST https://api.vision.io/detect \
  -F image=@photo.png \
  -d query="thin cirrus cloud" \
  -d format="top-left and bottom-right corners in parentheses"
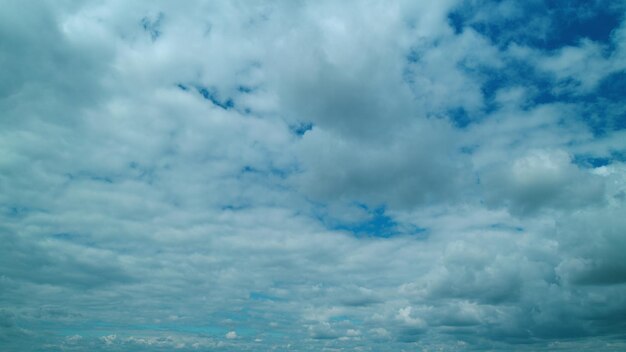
top-left (1, 0), bottom-right (626, 351)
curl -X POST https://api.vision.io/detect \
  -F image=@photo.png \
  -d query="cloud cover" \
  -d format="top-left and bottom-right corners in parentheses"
top-left (1, 0), bottom-right (626, 350)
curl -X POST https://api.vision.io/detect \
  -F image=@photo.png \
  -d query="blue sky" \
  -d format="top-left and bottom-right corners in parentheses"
top-left (1, 0), bottom-right (626, 351)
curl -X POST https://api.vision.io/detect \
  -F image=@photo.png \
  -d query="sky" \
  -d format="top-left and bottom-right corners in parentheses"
top-left (1, 0), bottom-right (626, 351)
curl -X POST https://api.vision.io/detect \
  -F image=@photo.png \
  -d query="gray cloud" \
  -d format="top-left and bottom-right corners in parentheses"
top-left (481, 149), bottom-right (606, 215)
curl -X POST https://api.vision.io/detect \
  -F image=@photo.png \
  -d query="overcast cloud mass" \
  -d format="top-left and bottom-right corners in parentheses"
top-left (2, 0), bottom-right (626, 351)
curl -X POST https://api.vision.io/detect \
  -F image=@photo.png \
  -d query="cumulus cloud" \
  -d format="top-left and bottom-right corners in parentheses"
top-left (2, 1), bottom-right (626, 351)
top-left (294, 120), bottom-right (469, 209)
top-left (482, 149), bottom-right (606, 215)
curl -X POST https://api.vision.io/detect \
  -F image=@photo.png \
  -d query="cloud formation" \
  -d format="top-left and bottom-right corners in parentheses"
top-left (2, 0), bottom-right (626, 351)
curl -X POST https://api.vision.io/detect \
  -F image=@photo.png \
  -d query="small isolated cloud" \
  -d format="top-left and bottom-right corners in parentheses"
top-left (225, 331), bottom-right (237, 340)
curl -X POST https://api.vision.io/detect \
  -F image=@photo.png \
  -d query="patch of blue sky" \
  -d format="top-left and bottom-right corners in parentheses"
top-left (405, 49), bottom-right (420, 63)
top-left (289, 121), bottom-right (313, 136)
top-left (195, 86), bottom-right (235, 110)
top-left (596, 70), bottom-right (626, 103)
top-left (478, 60), bottom-right (552, 107)
top-left (177, 83), bottom-right (236, 109)
top-left (471, 56), bottom-right (625, 137)
top-left (325, 204), bottom-right (426, 238)
top-left (447, 107), bottom-right (473, 128)
top-left (449, 1), bottom-right (623, 50)
top-left (329, 205), bottom-right (398, 238)
top-left (436, 55), bottom-right (553, 121)
top-left (238, 164), bottom-right (293, 180)
top-left (578, 107), bottom-right (625, 137)
top-left (241, 165), bottom-right (256, 173)
top-left (575, 150), bottom-right (626, 168)
top-left (573, 155), bottom-right (612, 168)
top-left (542, 0), bottom-right (623, 48)
top-left (592, 72), bottom-right (626, 133)
top-left (561, 71), bottom-right (626, 135)
top-left (237, 85), bottom-right (255, 93)
top-left (140, 12), bottom-right (164, 42)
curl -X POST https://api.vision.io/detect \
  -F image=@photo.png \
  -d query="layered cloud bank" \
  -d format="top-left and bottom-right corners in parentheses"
top-left (2, 1), bottom-right (626, 351)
